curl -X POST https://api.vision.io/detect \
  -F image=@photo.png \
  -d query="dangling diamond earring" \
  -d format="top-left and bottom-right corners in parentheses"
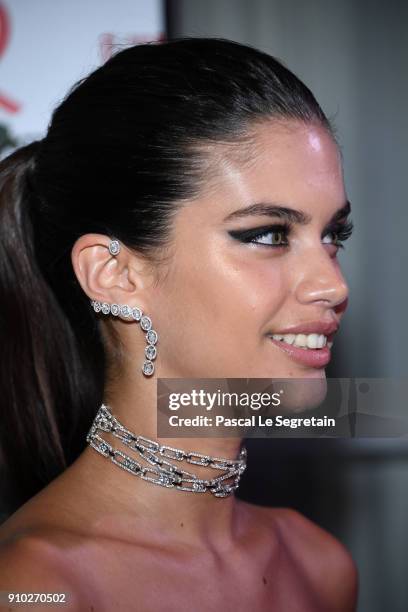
top-left (90, 239), bottom-right (158, 377)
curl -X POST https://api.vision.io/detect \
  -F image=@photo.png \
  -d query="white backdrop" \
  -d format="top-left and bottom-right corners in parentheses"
top-left (0, 0), bottom-right (164, 144)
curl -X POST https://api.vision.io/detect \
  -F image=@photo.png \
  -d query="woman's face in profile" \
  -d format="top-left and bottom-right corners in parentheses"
top-left (153, 120), bottom-right (349, 383)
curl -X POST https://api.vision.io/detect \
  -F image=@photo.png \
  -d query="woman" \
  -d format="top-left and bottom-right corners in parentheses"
top-left (0, 37), bottom-right (357, 610)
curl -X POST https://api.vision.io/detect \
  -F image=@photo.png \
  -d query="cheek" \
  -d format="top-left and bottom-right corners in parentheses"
top-left (217, 258), bottom-right (289, 339)
top-left (195, 253), bottom-right (287, 325)
top-left (157, 251), bottom-right (288, 364)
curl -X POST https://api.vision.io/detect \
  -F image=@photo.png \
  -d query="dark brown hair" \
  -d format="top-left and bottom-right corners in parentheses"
top-left (0, 37), bottom-right (335, 506)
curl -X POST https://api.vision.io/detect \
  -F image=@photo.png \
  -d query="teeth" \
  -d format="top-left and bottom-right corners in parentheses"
top-left (307, 334), bottom-right (327, 348)
top-left (294, 334), bottom-right (307, 347)
top-left (271, 333), bottom-right (329, 350)
top-left (272, 333), bottom-right (296, 345)
top-left (306, 333), bottom-right (318, 349)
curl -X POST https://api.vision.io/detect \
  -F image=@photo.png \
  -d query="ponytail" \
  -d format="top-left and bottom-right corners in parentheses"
top-left (0, 144), bottom-right (105, 508)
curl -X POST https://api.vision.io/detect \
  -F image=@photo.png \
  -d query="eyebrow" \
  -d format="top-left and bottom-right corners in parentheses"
top-left (223, 200), bottom-right (351, 225)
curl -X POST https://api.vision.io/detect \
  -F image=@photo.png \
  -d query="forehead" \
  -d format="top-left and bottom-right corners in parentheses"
top-left (187, 120), bottom-right (345, 224)
top-left (226, 120), bottom-right (343, 199)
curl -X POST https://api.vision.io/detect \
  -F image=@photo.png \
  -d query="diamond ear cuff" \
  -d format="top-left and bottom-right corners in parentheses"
top-left (90, 239), bottom-right (158, 376)
top-left (108, 239), bottom-right (121, 256)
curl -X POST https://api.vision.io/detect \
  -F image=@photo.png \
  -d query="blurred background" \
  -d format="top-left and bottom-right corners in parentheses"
top-left (1, 1), bottom-right (407, 610)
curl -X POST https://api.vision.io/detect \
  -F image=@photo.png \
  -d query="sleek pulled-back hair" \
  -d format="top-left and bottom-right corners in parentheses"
top-left (0, 37), bottom-right (335, 506)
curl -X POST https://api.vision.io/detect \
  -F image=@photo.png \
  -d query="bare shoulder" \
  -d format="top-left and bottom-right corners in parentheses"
top-left (0, 532), bottom-right (94, 611)
top-left (273, 506), bottom-right (357, 567)
top-left (261, 505), bottom-right (358, 612)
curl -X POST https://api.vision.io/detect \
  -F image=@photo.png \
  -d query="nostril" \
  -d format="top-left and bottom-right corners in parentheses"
top-left (335, 297), bottom-right (349, 315)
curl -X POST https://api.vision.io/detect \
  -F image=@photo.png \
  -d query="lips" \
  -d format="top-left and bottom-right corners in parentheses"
top-left (268, 337), bottom-right (332, 368)
top-left (267, 319), bottom-right (339, 368)
top-left (272, 320), bottom-right (339, 336)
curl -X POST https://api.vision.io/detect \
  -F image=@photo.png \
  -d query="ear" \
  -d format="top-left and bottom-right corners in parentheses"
top-left (71, 234), bottom-right (150, 307)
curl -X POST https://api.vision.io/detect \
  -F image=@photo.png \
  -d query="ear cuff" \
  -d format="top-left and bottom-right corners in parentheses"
top-left (90, 239), bottom-right (157, 376)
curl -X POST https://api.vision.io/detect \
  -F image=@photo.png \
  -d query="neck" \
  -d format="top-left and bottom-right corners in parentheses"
top-left (75, 370), bottom-right (247, 552)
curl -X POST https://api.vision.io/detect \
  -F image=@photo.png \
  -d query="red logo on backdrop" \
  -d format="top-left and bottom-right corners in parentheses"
top-left (0, 2), bottom-right (20, 113)
top-left (98, 31), bottom-right (165, 63)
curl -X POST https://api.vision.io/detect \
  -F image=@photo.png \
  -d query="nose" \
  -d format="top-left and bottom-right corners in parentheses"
top-left (294, 247), bottom-right (349, 309)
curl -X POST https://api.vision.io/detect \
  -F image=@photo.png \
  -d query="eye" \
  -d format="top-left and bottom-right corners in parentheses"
top-left (251, 228), bottom-right (289, 246)
top-left (228, 223), bottom-right (290, 248)
top-left (322, 232), bottom-right (339, 245)
top-left (322, 220), bottom-right (354, 249)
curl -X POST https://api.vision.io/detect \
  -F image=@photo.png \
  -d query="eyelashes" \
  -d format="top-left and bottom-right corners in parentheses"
top-left (228, 219), bottom-right (354, 249)
top-left (228, 222), bottom-right (291, 246)
top-left (322, 220), bottom-right (354, 249)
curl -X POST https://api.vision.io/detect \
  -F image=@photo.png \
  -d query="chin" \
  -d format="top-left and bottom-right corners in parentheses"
top-left (272, 370), bottom-right (328, 415)
top-left (299, 366), bottom-right (327, 380)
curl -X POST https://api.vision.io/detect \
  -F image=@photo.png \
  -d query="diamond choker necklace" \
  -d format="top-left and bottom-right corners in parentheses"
top-left (86, 404), bottom-right (247, 498)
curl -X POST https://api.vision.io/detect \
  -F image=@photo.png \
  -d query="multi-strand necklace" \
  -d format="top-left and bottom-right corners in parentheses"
top-left (86, 404), bottom-right (247, 498)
